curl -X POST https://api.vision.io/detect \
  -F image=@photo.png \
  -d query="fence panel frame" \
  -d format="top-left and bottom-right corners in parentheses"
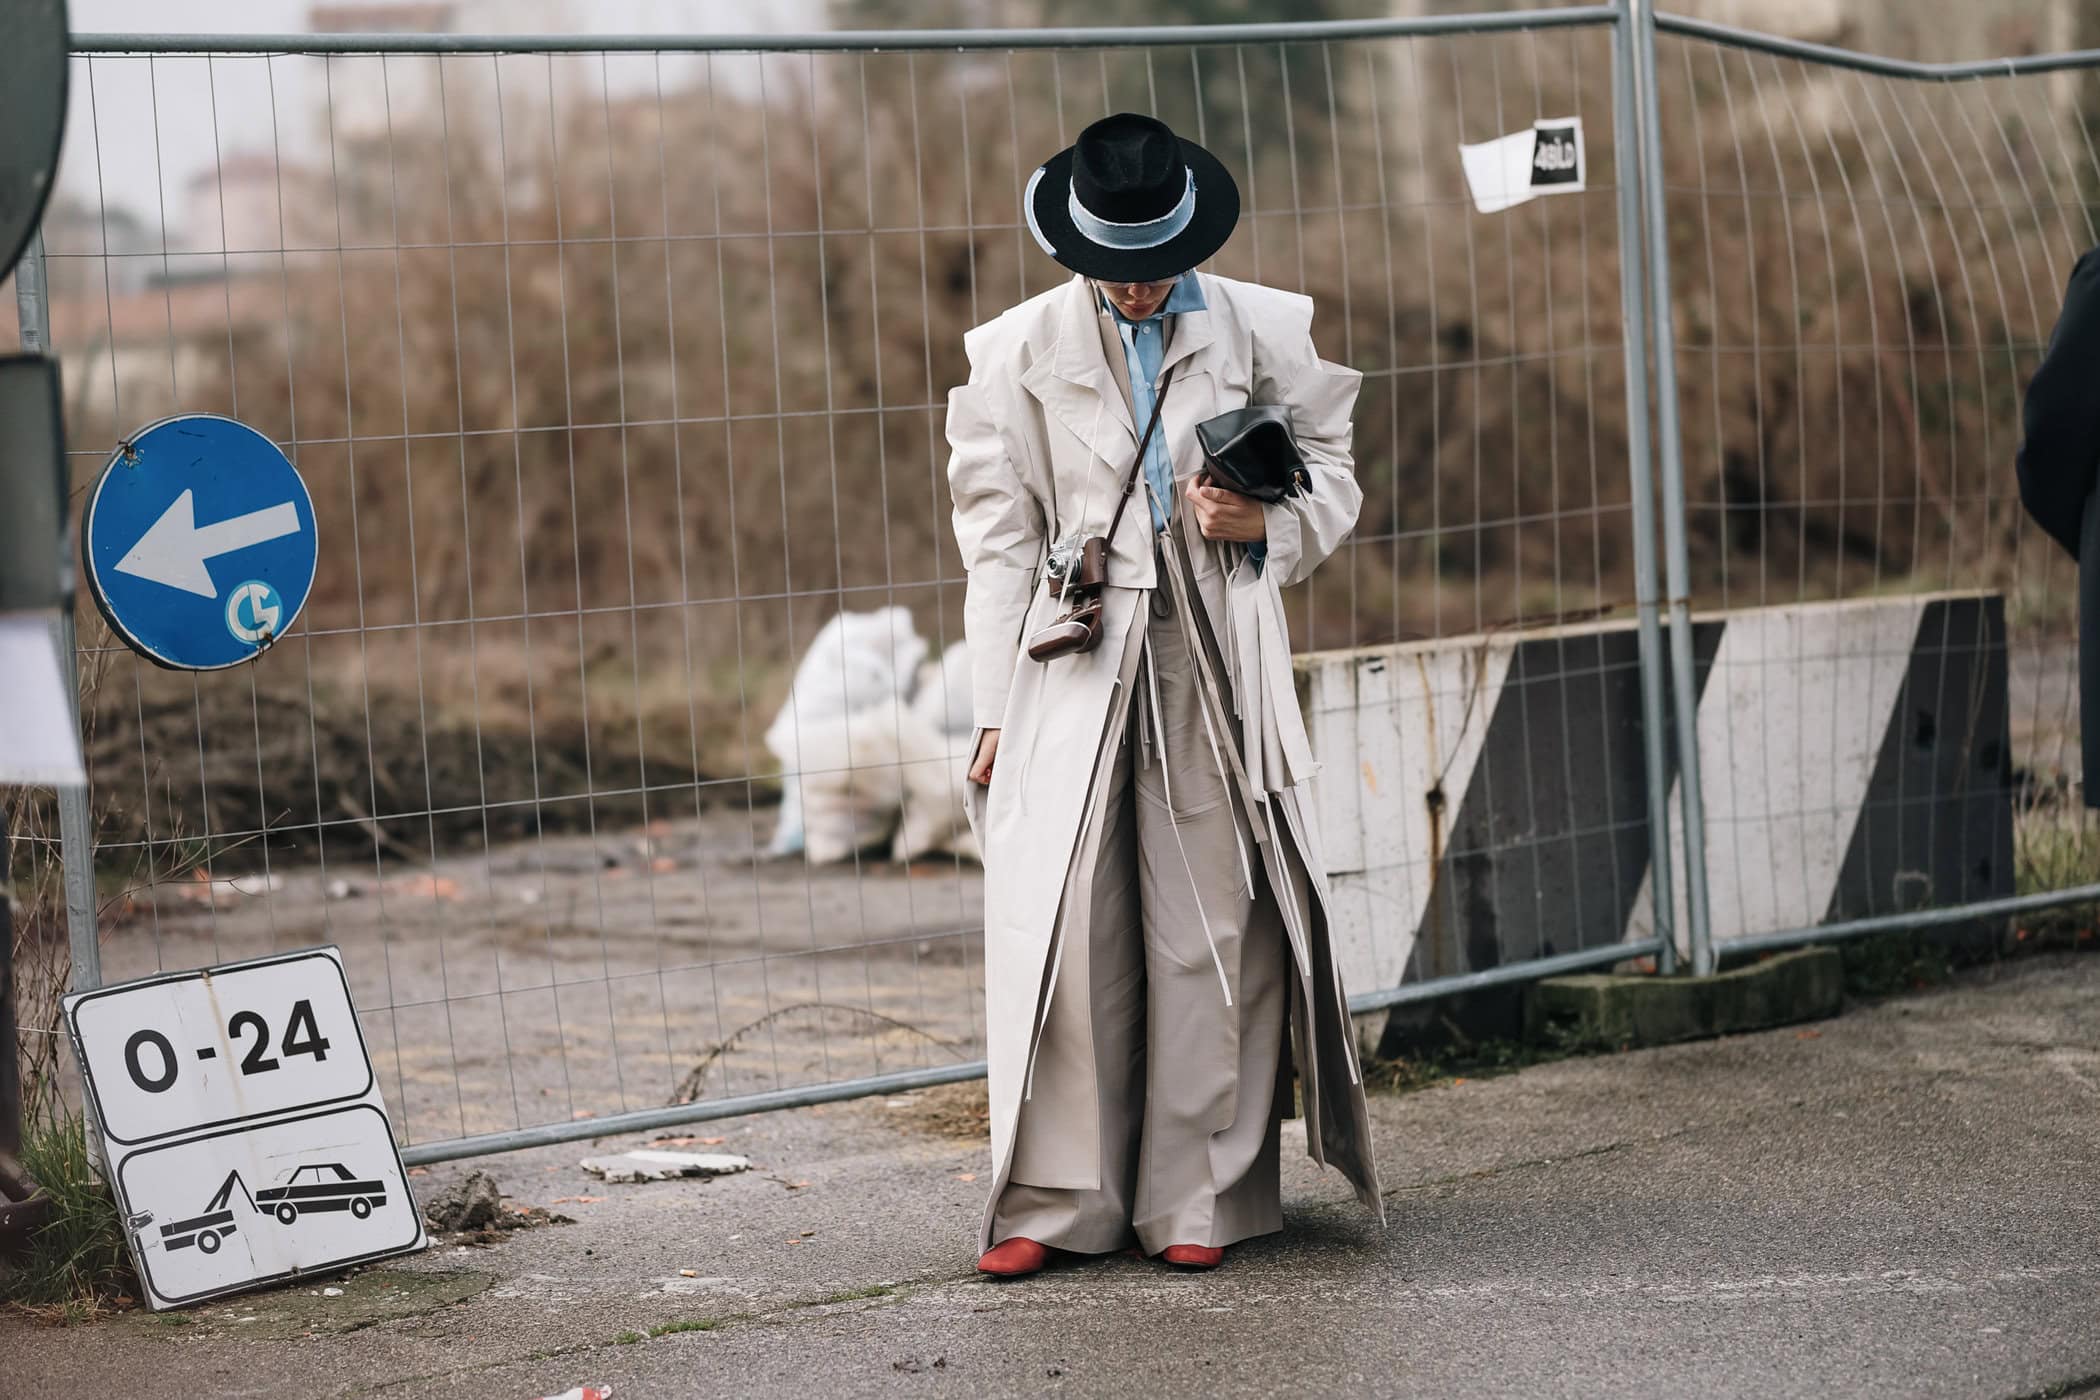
top-left (1638, 9), bottom-right (2100, 957)
top-left (35, 2), bottom-right (2095, 1165)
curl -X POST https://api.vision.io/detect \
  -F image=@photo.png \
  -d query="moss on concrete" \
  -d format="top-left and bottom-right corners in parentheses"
top-left (117, 1268), bottom-right (494, 1339)
top-left (1525, 947), bottom-right (1843, 1049)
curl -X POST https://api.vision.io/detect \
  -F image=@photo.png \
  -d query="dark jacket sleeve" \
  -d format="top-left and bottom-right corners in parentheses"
top-left (2018, 248), bottom-right (2100, 560)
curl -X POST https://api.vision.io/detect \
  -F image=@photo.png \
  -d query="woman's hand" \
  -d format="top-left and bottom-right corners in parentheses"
top-left (968, 728), bottom-right (1000, 786)
top-left (1186, 476), bottom-right (1268, 543)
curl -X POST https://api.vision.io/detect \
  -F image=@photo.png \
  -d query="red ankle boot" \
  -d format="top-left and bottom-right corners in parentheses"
top-left (977, 1237), bottom-right (1050, 1277)
top-left (1159, 1243), bottom-right (1224, 1270)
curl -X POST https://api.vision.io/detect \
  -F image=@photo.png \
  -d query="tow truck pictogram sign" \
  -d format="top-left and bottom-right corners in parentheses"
top-left (64, 949), bottom-right (426, 1309)
top-left (160, 1160), bottom-right (392, 1256)
top-left (159, 1170), bottom-right (252, 1256)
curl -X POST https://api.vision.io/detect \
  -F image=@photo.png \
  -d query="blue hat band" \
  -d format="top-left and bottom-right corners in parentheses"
top-left (1065, 166), bottom-right (1196, 251)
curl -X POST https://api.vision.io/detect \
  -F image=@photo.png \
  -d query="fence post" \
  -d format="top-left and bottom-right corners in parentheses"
top-left (1620, 0), bottom-right (1716, 975)
top-left (1, 807), bottom-right (17, 1159)
top-left (1608, 1), bottom-right (1679, 975)
top-left (12, 231), bottom-right (101, 996)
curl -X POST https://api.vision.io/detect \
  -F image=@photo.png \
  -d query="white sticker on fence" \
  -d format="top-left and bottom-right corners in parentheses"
top-left (1459, 116), bottom-right (1586, 214)
top-left (63, 947), bottom-right (425, 1310)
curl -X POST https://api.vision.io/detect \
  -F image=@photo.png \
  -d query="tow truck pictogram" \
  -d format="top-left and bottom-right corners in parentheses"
top-left (156, 1160), bottom-right (389, 1252)
top-left (158, 1169), bottom-right (256, 1255)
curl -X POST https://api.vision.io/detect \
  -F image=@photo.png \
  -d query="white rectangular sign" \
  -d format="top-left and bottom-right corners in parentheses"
top-left (68, 948), bottom-right (375, 1145)
top-left (112, 1103), bottom-right (425, 1309)
top-left (0, 613), bottom-right (85, 786)
top-left (64, 947), bottom-right (425, 1310)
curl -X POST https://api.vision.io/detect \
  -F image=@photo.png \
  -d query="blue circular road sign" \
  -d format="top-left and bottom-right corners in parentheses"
top-left (82, 415), bottom-right (318, 671)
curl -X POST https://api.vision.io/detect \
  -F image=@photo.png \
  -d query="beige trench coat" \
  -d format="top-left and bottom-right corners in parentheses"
top-left (945, 272), bottom-right (1382, 1249)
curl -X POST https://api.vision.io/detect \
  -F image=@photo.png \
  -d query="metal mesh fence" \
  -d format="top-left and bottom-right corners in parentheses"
top-left (12, 24), bottom-right (1660, 1155)
top-left (1645, 30), bottom-right (2098, 957)
top-left (11, 10), bottom-right (2098, 1162)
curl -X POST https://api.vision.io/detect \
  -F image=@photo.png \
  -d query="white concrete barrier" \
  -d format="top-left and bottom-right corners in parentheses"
top-left (1298, 591), bottom-right (2013, 999)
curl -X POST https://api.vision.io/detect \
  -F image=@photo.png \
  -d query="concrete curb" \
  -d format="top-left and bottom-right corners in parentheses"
top-left (1524, 946), bottom-right (1844, 1048)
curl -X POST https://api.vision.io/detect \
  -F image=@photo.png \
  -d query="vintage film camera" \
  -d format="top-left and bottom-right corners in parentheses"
top-left (1028, 531), bottom-right (1108, 661)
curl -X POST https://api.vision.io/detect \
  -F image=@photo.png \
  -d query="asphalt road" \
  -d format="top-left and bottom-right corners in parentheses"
top-left (6, 952), bottom-right (2098, 1400)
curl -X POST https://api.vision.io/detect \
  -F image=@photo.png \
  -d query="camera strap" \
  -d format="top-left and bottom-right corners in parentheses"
top-left (1105, 364), bottom-right (1178, 553)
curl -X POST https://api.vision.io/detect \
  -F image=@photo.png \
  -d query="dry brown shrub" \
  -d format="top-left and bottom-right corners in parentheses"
top-left (35, 27), bottom-right (2090, 871)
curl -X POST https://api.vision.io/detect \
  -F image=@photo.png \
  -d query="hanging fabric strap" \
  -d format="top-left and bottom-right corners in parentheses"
top-left (1105, 364), bottom-right (1177, 552)
top-left (1160, 519), bottom-right (1269, 834)
top-left (1138, 566), bottom-right (1234, 1011)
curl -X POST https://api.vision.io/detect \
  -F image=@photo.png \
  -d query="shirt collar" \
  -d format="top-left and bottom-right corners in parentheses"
top-left (1095, 270), bottom-right (1207, 326)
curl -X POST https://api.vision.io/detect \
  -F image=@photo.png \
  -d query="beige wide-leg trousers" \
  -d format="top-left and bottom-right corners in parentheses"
top-left (992, 554), bottom-right (1290, 1257)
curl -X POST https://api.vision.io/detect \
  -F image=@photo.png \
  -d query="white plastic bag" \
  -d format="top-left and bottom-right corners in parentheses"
top-left (892, 643), bottom-right (979, 864)
top-left (764, 607), bottom-right (927, 858)
top-left (785, 695), bottom-right (914, 864)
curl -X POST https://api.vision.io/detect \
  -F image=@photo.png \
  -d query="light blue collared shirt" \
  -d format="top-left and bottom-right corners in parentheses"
top-left (1099, 273), bottom-right (1264, 568)
top-left (1100, 271), bottom-right (1205, 532)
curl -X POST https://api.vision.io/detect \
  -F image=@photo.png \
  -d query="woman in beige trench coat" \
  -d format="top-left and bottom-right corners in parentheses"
top-left (947, 113), bottom-right (1381, 1278)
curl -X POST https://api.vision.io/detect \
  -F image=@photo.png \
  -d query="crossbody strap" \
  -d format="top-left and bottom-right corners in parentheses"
top-left (1105, 364), bottom-right (1177, 549)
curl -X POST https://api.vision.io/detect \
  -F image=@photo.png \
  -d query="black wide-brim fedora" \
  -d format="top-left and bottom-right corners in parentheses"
top-left (1025, 112), bottom-right (1240, 284)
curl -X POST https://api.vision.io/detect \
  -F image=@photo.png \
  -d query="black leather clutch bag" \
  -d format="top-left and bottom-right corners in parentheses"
top-left (1193, 406), bottom-right (1309, 504)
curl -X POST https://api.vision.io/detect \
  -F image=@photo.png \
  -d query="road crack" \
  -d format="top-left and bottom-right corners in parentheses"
top-left (343, 1278), bottom-right (930, 1395)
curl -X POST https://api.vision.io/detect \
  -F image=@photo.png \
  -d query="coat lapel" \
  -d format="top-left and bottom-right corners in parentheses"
top-left (1158, 286), bottom-right (1216, 378)
top-left (1018, 273), bottom-right (1227, 470)
top-left (1021, 276), bottom-right (1138, 466)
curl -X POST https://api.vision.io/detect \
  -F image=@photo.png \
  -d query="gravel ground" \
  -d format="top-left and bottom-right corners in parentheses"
top-left (100, 804), bottom-right (988, 1148)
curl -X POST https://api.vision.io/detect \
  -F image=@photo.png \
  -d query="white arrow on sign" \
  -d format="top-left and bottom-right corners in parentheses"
top-left (114, 489), bottom-right (301, 598)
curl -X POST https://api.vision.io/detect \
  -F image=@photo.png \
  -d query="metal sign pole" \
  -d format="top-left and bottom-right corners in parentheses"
top-left (12, 232), bottom-right (100, 996)
top-left (1, 808), bottom-right (17, 1158)
top-left (0, 802), bottom-right (49, 1261)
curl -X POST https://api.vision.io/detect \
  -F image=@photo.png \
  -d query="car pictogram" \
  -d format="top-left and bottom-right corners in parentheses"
top-left (253, 1162), bottom-right (388, 1224)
